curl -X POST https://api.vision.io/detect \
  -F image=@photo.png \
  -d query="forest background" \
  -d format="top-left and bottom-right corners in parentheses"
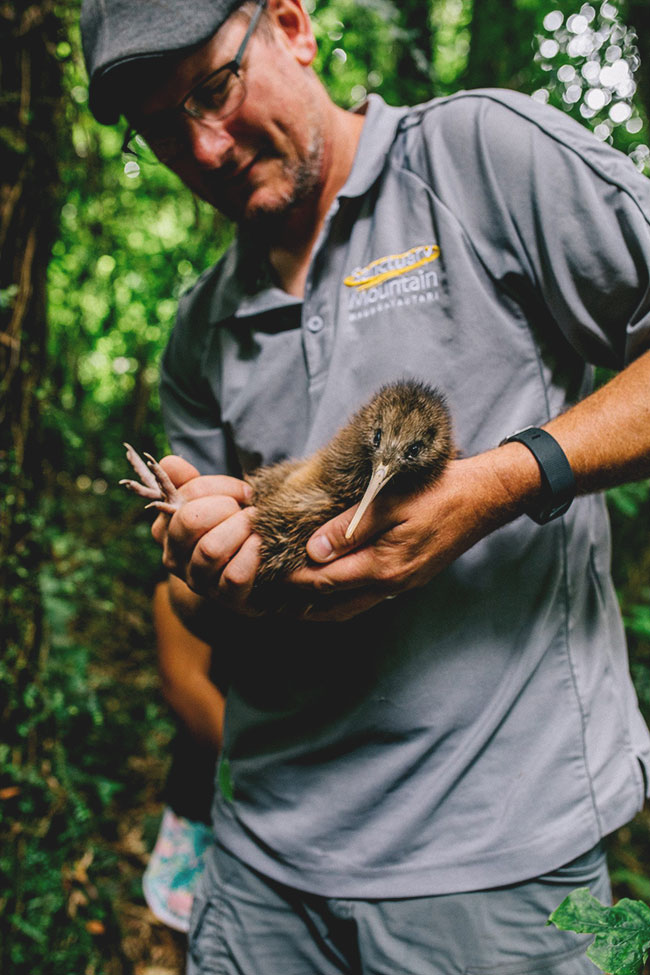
top-left (1, 0), bottom-right (650, 972)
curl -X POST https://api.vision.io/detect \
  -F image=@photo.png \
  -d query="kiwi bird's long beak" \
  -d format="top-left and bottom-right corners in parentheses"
top-left (345, 464), bottom-right (395, 539)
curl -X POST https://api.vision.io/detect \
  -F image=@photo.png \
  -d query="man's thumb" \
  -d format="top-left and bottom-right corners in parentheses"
top-left (306, 507), bottom-right (366, 563)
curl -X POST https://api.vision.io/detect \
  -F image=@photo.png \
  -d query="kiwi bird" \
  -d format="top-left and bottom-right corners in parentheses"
top-left (121, 380), bottom-right (453, 609)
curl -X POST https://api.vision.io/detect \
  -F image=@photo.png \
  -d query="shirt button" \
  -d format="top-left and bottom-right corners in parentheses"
top-left (306, 314), bottom-right (324, 333)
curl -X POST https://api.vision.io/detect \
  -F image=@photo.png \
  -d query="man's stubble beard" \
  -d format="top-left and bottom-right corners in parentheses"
top-left (238, 127), bottom-right (325, 238)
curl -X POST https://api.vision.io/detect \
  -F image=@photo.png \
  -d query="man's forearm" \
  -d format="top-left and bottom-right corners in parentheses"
top-left (168, 573), bottom-right (223, 644)
top-left (493, 348), bottom-right (650, 512)
top-left (546, 348), bottom-right (650, 493)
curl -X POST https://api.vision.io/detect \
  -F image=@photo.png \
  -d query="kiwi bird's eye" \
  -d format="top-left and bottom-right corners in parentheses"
top-left (405, 441), bottom-right (424, 460)
top-left (373, 429), bottom-right (382, 447)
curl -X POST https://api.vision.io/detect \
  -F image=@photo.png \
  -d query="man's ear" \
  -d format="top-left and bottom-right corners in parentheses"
top-left (266, 0), bottom-right (317, 66)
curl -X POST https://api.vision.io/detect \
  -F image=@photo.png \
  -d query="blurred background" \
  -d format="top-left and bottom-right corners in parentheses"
top-left (1, 0), bottom-right (649, 972)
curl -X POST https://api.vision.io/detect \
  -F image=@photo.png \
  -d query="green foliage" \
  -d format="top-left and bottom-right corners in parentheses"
top-left (218, 757), bottom-right (235, 802)
top-left (531, 1), bottom-right (649, 171)
top-left (548, 887), bottom-right (650, 975)
top-left (312, 0), bottom-right (430, 107)
top-left (430, 0), bottom-right (473, 93)
top-left (1, 478), bottom-right (173, 972)
top-left (48, 52), bottom-right (232, 479)
top-left (609, 871), bottom-right (650, 905)
top-left (608, 482), bottom-right (650, 520)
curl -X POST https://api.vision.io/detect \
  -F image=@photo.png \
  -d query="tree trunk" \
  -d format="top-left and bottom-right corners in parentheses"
top-left (462, 0), bottom-right (536, 91)
top-left (0, 1), bottom-right (63, 968)
top-left (0, 0), bottom-right (62, 614)
top-left (393, 0), bottom-right (435, 104)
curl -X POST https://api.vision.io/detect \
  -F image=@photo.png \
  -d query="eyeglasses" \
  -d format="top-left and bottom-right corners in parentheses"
top-left (122, 0), bottom-right (267, 164)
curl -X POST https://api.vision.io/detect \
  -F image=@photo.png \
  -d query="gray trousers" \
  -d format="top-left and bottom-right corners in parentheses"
top-left (187, 842), bottom-right (610, 975)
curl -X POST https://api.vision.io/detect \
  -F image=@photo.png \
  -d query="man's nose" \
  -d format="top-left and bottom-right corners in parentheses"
top-left (185, 116), bottom-right (234, 168)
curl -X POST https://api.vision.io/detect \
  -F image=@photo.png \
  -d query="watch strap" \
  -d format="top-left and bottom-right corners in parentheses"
top-left (500, 426), bottom-right (576, 524)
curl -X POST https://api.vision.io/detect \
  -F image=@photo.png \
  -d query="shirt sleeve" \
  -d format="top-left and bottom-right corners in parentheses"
top-left (159, 278), bottom-right (233, 477)
top-left (423, 90), bottom-right (650, 368)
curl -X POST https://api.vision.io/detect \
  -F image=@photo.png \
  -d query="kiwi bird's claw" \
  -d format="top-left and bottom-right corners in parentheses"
top-left (122, 443), bottom-right (182, 512)
top-left (144, 499), bottom-right (181, 515)
top-left (119, 477), bottom-right (162, 500)
top-left (123, 442), bottom-right (159, 490)
top-left (143, 452), bottom-right (181, 506)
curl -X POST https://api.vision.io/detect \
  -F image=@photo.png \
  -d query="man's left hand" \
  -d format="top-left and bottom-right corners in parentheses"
top-left (288, 450), bottom-right (539, 621)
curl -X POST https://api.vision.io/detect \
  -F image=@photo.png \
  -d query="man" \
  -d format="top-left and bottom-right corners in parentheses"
top-left (81, 0), bottom-right (650, 971)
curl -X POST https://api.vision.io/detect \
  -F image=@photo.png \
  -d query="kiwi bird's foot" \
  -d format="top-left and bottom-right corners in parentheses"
top-left (120, 443), bottom-right (182, 514)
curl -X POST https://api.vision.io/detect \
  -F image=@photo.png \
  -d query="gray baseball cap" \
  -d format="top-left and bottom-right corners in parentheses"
top-left (81, 0), bottom-right (246, 124)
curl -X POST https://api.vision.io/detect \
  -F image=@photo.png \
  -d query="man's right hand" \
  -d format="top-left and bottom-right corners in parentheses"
top-left (150, 455), bottom-right (261, 614)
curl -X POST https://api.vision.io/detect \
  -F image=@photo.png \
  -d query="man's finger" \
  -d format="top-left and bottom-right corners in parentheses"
top-left (187, 508), bottom-right (256, 592)
top-left (305, 496), bottom-right (398, 564)
top-left (157, 455), bottom-right (201, 487)
top-left (180, 474), bottom-right (253, 506)
top-left (167, 495), bottom-right (243, 550)
top-left (290, 545), bottom-right (387, 591)
top-left (217, 532), bottom-right (262, 613)
top-left (157, 454), bottom-right (252, 506)
top-left (151, 509), bottom-right (172, 548)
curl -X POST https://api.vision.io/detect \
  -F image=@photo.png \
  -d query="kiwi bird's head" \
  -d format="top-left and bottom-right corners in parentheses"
top-left (345, 380), bottom-right (453, 539)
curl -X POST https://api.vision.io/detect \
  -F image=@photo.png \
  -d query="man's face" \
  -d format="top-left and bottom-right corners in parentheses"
top-left (131, 6), bottom-right (324, 229)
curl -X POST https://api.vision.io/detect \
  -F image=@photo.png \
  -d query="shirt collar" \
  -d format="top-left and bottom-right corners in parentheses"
top-left (337, 94), bottom-right (408, 200)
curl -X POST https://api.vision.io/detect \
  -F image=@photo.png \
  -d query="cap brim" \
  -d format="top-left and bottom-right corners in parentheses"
top-left (82, 0), bottom-right (247, 124)
top-left (89, 53), bottom-right (172, 125)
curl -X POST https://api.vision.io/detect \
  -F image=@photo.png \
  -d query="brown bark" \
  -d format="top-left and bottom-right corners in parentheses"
top-left (0, 0), bottom-right (63, 635)
top-left (0, 7), bottom-right (62, 971)
top-left (0, 7), bottom-right (63, 962)
top-left (462, 0), bottom-right (536, 91)
top-left (393, 0), bottom-right (435, 104)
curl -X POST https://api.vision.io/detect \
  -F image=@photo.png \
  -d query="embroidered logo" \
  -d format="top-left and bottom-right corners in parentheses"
top-left (344, 244), bottom-right (440, 290)
top-left (344, 244), bottom-right (441, 322)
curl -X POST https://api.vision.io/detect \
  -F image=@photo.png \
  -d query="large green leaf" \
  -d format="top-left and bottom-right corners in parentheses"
top-left (549, 888), bottom-right (650, 975)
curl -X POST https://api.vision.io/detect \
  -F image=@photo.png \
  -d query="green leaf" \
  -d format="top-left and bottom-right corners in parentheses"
top-left (218, 757), bottom-right (235, 803)
top-left (549, 888), bottom-right (650, 975)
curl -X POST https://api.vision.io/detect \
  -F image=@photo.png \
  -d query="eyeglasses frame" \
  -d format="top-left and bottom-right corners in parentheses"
top-left (122, 0), bottom-right (268, 157)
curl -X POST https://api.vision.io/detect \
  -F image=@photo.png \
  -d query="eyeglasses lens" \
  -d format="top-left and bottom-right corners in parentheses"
top-left (184, 68), bottom-right (245, 119)
top-left (124, 69), bottom-right (246, 164)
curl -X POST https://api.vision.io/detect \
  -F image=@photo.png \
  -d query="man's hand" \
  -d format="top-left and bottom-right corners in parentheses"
top-left (151, 446), bottom-right (541, 623)
top-left (288, 448), bottom-right (542, 622)
top-left (150, 455), bottom-right (262, 614)
top-left (291, 347), bottom-right (650, 622)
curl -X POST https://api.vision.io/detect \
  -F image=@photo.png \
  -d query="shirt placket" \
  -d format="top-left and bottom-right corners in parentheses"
top-left (301, 202), bottom-right (341, 395)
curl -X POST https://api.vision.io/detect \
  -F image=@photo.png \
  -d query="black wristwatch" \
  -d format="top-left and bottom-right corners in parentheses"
top-left (500, 426), bottom-right (576, 525)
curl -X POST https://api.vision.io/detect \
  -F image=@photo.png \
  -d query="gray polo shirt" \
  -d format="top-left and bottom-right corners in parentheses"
top-left (160, 90), bottom-right (650, 897)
